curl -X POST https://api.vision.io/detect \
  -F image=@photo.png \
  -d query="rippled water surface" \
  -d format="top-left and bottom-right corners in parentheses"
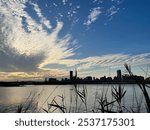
top-left (0, 84), bottom-right (149, 112)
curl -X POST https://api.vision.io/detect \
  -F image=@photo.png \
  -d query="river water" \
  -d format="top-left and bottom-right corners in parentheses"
top-left (0, 84), bottom-right (149, 113)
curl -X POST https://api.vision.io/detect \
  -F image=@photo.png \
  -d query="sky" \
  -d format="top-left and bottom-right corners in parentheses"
top-left (0, 0), bottom-right (150, 81)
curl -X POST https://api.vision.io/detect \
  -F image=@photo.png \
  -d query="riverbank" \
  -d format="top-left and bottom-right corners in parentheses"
top-left (0, 80), bottom-right (150, 87)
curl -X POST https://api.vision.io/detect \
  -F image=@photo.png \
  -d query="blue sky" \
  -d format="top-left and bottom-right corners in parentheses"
top-left (0, 0), bottom-right (150, 80)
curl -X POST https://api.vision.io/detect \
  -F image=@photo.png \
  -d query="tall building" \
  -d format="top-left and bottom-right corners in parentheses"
top-left (70, 71), bottom-right (73, 80)
top-left (75, 68), bottom-right (77, 79)
top-left (117, 70), bottom-right (122, 81)
top-left (69, 69), bottom-right (78, 81)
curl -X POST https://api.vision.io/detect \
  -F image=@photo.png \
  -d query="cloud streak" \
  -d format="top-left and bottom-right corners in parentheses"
top-left (84, 7), bottom-right (102, 26)
top-left (31, 2), bottom-right (52, 29)
top-left (0, 0), bottom-right (149, 80)
top-left (0, 0), bottom-right (76, 72)
top-left (53, 53), bottom-right (150, 71)
top-left (2, 53), bottom-right (149, 80)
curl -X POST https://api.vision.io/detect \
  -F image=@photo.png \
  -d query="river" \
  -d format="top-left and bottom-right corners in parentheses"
top-left (0, 84), bottom-right (149, 113)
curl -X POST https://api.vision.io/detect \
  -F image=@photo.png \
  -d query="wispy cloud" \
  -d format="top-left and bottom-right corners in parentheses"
top-left (2, 52), bottom-right (150, 80)
top-left (106, 5), bottom-right (120, 20)
top-left (106, 0), bottom-right (123, 21)
top-left (62, 0), bottom-right (68, 5)
top-left (0, 69), bottom-right (68, 81)
top-left (0, 0), bottom-right (149, 80)
top-left (0, 0), bottom-right (76, 72)
top-left (84, 7), bottom-right (102, 26)
top-left (52, 53), bottom-right (150, 71)
top-left (31, 2), bottom-right (52, 29)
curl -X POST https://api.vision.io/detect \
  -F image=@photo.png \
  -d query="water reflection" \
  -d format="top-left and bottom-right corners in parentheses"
top-left (0, 84), bottom-right (149, 112)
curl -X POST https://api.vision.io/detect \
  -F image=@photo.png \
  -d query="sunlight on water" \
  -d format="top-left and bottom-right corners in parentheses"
top-left (0, 84), bottom-right (149, 113)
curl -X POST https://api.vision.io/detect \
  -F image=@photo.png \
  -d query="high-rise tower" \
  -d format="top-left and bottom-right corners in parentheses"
top-left (75, 68), bottom-right (77, 79)
top-left (117, 70), bottom-right (122, 81)
top-left (70, 71), bottom-right (73, 80)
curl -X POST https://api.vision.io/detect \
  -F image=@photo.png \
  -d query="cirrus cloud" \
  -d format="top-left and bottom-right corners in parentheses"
top-left (50, 53), bottom-right (150, 71)
top-left (0, 0), bottom-right (76, 72)
top-left (0, 0), bottom-right (149, 80)
top-left (84, 7), bottom-right (102, 26)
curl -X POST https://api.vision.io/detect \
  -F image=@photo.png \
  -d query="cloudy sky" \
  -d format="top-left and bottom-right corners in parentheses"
top-left (0, 0), bottom-right (150, 80)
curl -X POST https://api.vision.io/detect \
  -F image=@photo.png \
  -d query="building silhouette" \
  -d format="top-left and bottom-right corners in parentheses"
top-left (69, 69), bottom-right (78, 82)
top-left (75, 69), bottom-right (77, 79)
top-left (70, 71), bottom-right (73, 80)
top-left (117, 70), bottom-right (122, 81)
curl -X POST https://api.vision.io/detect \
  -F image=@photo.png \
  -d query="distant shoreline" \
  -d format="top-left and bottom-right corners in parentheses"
top-left (0, 81), bottom-right (149, 87)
